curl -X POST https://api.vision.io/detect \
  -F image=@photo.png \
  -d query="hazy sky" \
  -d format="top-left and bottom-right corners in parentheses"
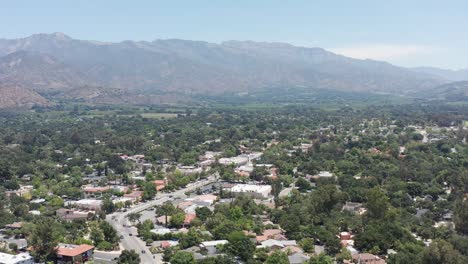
top-left (1, 0), bottom-right (467, 69)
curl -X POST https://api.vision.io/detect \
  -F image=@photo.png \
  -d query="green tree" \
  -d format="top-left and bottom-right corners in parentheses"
top-left (90, 226), bottom-right (104, 246)
top-left (157, 202), bottom-right (176, 227)
top-left (308, 253), bottom-right (333, 264)
top-left (170, 251), bottom-right (196, 264)
top-left (265, 250), bottom-right (289, 264)
top-left (170, 212), bottom-right (185, 228)
top-left (366, 187), bottom-right (390, 220)
top-left (195, 206), bottom-right (212, 222)
top-left (422, 239), bottom-right (466, 264)
top-left (100, 221), bottom-right (119, 245)
top-left (28, 218), bottom-right (59, 262)
top-left (117, 249), bottom-right (140, 264)
top-left (101, 195), bottom-right (116, 214)
top-left (225, 231), bottom-right (255, 262)
top-left (454, 198), bottom-right (468, 235)
top-left (127, 212), bottom-right (142, 224)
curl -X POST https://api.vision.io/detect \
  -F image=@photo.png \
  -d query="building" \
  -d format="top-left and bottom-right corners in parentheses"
top-left (153, 180), bottom-right (166, 191)
top-left (351, 253), bottom-right (386, 264)
top-left (178, 166), bottom-right (203, 175)
top-left (260, 239), bottom-right (297, 249)
top-left (56, 244), bottom-right (94, 264)
top-left (226, 184), bottom-right (272, 198)
top-left (82, 186), bottom-right (111, 197)
top-left (56, 208), bottom-right (94, 222)
top-left (123, 191), bottom-right (144, 203)
top-left (191, 194), bottom-right (218, 206)
top-left (218, 156), bottom-right (249, 166)
top-left (5, 186), bottom-right (34, 198)
top-left (0, 252), bottom-right (34, 264)
top-left (200, 240), bottom-right (228, 255)
top-left (342, 202), bottom-right (366, 215)
top-left (67, 199), bottom-right (102, 211)
top-left (288, 252), bottom-right (310, 264)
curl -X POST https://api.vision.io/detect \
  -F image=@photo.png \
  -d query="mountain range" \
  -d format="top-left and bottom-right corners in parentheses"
top-left (0, 33), bottom-right (466, 108)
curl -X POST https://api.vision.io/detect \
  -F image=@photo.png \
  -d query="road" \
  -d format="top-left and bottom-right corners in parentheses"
top-left (106, 174), bottom-right (218, 264)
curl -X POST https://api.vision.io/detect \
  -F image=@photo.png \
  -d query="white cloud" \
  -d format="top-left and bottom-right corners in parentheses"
top-left (329, 44), bottom-right (434, 60)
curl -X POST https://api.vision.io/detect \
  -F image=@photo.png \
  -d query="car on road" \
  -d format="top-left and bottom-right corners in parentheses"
top-left (129, 233), bottom-right (133, 236)
top-left (141, 250), bottom-right (146, 254)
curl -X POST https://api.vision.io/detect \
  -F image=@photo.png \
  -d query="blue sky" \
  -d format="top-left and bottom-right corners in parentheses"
top-left (1, 0), bottom-right (467, 69)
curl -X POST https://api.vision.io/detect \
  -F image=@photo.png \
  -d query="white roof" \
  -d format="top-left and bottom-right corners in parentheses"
top-left (201, 240), bottom-right (228, 247)
top-left (0, 252), bottom-right (33, 264)
top-left (318, 171), bottom-right (333, 177)
top-left (151, 228), bottom-right (172, 235)
top-left (261, 239), bottom-right (297, 248)
top-left (231, 184), bottom-right (271, 193)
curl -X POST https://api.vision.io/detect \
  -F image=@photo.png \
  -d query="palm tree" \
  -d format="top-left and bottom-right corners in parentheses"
top-left (156, 202), bottom-right (176, 227)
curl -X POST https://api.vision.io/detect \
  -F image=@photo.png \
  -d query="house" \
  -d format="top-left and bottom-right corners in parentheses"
top-left (82, 186), bottom-right (111, 197)
top-left (56, 208), bottom-right (94, 222)
top-left (351, 253), bottom-right (386, 264)
top-left (5, 186), bottom-right (34, 198)
top-left (160, 241), bottom-right (179, 249)
top-left (260, 239), bottom-right (297, 249)
top-left (255, 229), bottom-right (284, 243)
top-left (56, 244), bottom-right (94, 264)
top-left (156, 216), bottom-right (171, 226)
top-left (4, 222), bottom-right (23, 230)
top-left (184, 214), bottom-right (197, 226)
top-left (151, 227), bottom-right (172, 236)
top-left (67, 199), bottom-right (102, 211)
top-left (124, 191), bottom-right (144, 203)
top-left (342, 202), bottom-right (365, 214)
top-left (191, 194), bottom-right (218, 206)
top-left (178, 166), bottom-right (203, 175)
top-left (0, 252), bottom-right (34, 264)
top-left (218, 156), bottom-right (249, 166)
top-left (311, 171), bottom-right (335, 180)
top-left (288, 252), bottom-right (310, 264)
top-left (153, 180), bottom-right (166, 191)
top-left (200, 240), bottom-right (228, 255)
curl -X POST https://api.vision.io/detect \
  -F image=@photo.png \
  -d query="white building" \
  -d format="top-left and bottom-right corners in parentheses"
top-left (227, 184), bottom-right (272, 198)
top-left (0, 252), bottom-right (34, 264)
top-left (219, 156), bottom-right (249, 166)
top-left (200, 240), bottom-right (228, 255)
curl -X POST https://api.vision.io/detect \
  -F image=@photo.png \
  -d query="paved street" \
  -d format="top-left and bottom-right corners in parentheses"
top-left (106, 174), bottom-right (218, 264)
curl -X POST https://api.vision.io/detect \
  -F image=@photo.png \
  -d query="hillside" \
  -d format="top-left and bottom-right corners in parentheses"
top-left (412, 67), bottom-right (468, 82)
top-left (423, 81), bottom-right (468, 101)
top-left (0, 85), bottom-right (49, 109)
top-left (0, 33), bottom-right (445, 98)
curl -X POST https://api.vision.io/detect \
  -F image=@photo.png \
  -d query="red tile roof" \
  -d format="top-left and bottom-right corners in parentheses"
top-left (56, 244), bottom-right (94, 257)
top-left (184, 214), bottom-right (196, 224)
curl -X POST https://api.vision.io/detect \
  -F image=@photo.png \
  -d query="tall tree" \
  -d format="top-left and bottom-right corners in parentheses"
top-left (28, 218), bottom-right (59, 262)
top-left (117, 249), bottom-right (140, 264)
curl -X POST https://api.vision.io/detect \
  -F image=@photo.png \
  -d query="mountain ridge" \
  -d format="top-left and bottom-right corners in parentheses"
top-left (0, 32), bottom-right (456, 108)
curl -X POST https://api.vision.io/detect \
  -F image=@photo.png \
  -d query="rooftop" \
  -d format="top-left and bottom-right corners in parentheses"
top-left (0, 252), bottom-right (33, 264)
top-left (56, 244), bottom-right (94, 257)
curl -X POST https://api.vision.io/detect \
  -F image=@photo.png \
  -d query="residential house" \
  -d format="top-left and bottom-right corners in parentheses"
top-left (0, 252), bottom-right (34, 264)
top-left (342, 202), bottom-right (365, 215)
top-left (351, 253), bottom-right (386, 264)
top-left (56, 208), bottom-right (94, 222)
top-left (288, 252), bottom-right (310, 264)
top-left (56, 244), bottom-right (94, 264)
top-left (260, 239), bottom-right (297, 249)
top-left (200, 240), bottom-right (228, 255)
